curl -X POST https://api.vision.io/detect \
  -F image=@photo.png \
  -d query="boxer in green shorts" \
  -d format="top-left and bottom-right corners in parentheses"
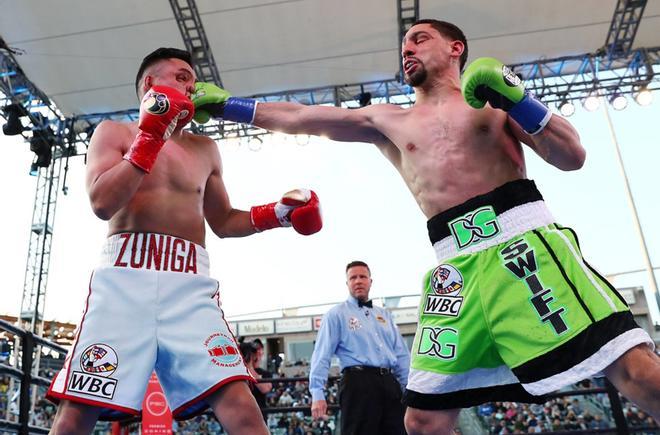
top-left (405, 179), bottom-right (651, 410)
top-left (192, 17), bottom-right (660, 434)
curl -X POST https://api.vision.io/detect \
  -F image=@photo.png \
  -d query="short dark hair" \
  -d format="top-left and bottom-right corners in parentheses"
top-left (135, 47), bottom-right (193, 96)
top-left (239, 341), bottom-right (258, 360)
top-left (252, 338), bottom-right (264, 349)
top-left (412, 19), bottom-right (468, 72)
top-left (346, 260), bottom-right (370, 274)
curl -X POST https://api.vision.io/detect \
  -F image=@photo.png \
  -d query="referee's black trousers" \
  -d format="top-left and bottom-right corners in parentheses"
top-left (339, 367), bottom-right (406, 435)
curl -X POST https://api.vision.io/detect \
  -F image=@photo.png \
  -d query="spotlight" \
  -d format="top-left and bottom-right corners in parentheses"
top-left (609, 93), bottom-right (627, 111)
top-left (582, 94), bottom-right (600, 112)
top-left (634, 88), bottom-right (653, 106)
top-left (2, 104), bottom-right (27, 136)
top-left (358, 92), bottom-right (372, 107)
top-left (29, 128), bottom-right (54, 168)
top-left (29, 162), bottom-right (39, 177)
top-left (557, 100), bottom-right (575, 117)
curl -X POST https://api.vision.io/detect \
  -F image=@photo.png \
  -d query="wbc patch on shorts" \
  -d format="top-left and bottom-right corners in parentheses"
top-left (423, 264), bottom-right (465, 317)
top-left (68, 343), bottom-right (119, 400)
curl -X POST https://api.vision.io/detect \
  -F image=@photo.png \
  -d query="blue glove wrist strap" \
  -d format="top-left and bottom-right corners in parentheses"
top-left (509, 93), bottom-right (552, 135)
top-left (223, 97), bottom-right (257, 124)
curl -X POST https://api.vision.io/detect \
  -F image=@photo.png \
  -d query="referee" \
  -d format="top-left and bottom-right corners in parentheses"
top-left (309, 260), bottom-right (410, 435)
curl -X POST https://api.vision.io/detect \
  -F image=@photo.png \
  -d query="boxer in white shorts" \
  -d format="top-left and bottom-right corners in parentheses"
top-left (47, 48), bottom-right (322, 434)
top-left (48, 233), bottom-right (250, 420)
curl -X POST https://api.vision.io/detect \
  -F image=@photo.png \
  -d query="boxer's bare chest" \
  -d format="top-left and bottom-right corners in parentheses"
top-left (373, 102), bottom-right (524, 216)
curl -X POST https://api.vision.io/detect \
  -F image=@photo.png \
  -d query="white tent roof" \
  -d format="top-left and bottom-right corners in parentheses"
top-left (2, 0), bottom-right (659, 116)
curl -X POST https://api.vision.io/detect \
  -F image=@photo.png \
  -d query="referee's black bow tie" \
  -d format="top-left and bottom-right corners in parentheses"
top-left (358, 299), bottom-right (373, 308)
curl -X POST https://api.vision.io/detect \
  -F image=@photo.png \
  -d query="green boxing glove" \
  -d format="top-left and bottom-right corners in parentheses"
top-left (191, 82), bottom-right (257, 125)
top-left (461, 57), bottom-right (551, 135)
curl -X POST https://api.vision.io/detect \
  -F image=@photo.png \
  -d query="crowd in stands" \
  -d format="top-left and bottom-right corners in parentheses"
top-left (173, 363), bottom-right (340, 434)
top-left (2, 352), bottom-right (658, 434)
top-left (479, 379), bottom-right (659, 434)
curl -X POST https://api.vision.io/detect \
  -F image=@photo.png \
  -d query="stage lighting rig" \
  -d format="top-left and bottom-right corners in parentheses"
top-left (28, 127), bottom-right (55, 174)
top-left (358, 92), bottom-right (372, 107)
top-left (609, 92), bottom-right (628, 111)
top-left (1, 103), bottom-right (28, 135)
top-left (634, 86), bottom-right (653, 106)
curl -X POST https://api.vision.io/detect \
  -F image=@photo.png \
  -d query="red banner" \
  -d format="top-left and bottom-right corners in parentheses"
top-left (141, 372), bottom-right (172, 434)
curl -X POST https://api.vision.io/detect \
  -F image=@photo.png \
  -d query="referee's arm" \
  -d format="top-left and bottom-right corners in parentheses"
top-left (389, 312), bottom-right (411, 390)
top-left (309, 310), bottom-right (340, 402)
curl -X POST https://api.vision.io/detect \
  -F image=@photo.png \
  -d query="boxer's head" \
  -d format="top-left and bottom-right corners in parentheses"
top-left (135, 47), bottom-right (195, 98)
top-left (402, 19), bottom-right (467, 86)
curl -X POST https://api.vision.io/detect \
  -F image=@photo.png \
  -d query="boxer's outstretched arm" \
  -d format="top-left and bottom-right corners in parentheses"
top-left (255, 101), bottom-right (391, 145)
top-left (86, 121), bottom-right (147, 220)
top-left (191, 82), bottom-right (392, 146)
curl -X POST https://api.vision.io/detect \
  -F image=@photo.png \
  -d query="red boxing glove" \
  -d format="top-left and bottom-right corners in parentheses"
top-left (123, 85), bottom-right (194, 173)
top-left (250, 189), bottom-right (322, 236)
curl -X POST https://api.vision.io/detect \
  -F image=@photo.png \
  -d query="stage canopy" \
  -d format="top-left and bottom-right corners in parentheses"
top-left (1, 0), bottom-right (659, 117)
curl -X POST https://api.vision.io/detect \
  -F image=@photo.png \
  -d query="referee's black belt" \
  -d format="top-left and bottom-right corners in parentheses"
top-left (342, 365), bottom-right (392, 375)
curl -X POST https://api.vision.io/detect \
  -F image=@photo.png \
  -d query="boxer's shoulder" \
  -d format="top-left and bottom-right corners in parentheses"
top-left (88, 120), bottom-right (136, 154)
top-left (361, 101), bottom-right (405, 119)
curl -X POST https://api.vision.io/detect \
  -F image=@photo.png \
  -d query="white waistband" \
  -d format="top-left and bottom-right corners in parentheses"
top-left (100, 233), bottom-right (209, 275)
top-left (432, 201), bottom-right (555, 262)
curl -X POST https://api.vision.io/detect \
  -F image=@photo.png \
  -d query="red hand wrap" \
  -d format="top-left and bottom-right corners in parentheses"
top-left (249, 202), bottom-right (281, 232)
top-left (123, 85), bottom-right (194, 173)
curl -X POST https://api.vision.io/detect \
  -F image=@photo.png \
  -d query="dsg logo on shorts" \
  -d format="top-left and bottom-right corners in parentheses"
top-left (424, 264), bottom-right (465, 317)
top-left (448, 205), bottom-right (500, 250)
top-left (68, 344), bottom-right (118, 400)
top-left (143, 91), bottom-right (170, 115)
top-left (204, 333), bottom-right (241, 368)
top-left (417, 327), bottom-right (459, 361)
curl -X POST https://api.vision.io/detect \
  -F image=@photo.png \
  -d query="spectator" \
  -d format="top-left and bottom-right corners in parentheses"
top-left (278, 389), bottom-right (294, 407)
top-left (240, 340), bottom-right (273, 419)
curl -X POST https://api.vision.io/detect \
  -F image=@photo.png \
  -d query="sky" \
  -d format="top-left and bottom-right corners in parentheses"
top-left (1, 97), bottom-right (659, 328)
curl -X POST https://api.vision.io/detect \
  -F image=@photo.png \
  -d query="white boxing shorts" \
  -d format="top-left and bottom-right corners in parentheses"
top-left (47, 232), bottom-right (251, 420)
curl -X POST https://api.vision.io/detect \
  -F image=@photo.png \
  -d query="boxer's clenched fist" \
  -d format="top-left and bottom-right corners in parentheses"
top-left (250, 189), bottom-right (322, 235)
top-left (124, 85), bottom-right (194, 173)
top-left (461, 57), bottom-right (551, 135)
top-left (192, 82), bottom-right (257, 125)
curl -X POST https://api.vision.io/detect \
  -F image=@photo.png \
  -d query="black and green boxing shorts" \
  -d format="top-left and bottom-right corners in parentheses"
top-left (403, 179), bottom-right (653, 410)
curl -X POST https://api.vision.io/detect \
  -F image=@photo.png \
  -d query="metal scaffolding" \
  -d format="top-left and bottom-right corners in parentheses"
top-left (168, 0), bottom-right (223, 86)
top-left (604, 0), bottom-right (647, 59)
top-left (0, 44), bottom-right (64, 336)
top-left (511, 46), bottom-right (660, 105)
top-left (396, 0), bottom-right (419, 82)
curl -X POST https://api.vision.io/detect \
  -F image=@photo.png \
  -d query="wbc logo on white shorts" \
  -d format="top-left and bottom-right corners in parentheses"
top-left (68, 344), bottom-right (119, 400)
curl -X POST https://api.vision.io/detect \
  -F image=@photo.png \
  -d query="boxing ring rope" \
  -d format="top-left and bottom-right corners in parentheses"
top-left (0, 318), bottom-right (67, 435)
top-left (112, 377), bottom-right (653, 434)
top-left (0, 315), bottom-right (654, 434)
